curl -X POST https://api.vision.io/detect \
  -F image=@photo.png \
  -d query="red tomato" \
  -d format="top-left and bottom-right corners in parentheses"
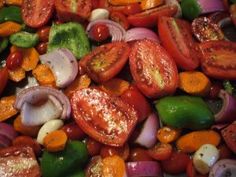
top-left (218, 144), bottom-right (233, 160)
top-left (148, 143), bottom-right (173, 161)
top-left (22, 0), bottom-right (54, 28)
top-left (221, 123), bottom-right (236, 154)
top-left (121, 85), bottom-right (152, 122)
top-left (158, 17), bottom-right (200, 70)
top-left (110, 11), bottom-right (130, 30)
top-left (128, 147), bottom-right (153, 161)
top-left (79, 42), bottom-right (130, 83)
top-left (61, 122), bottom-right (86, 140)
top-left (86, 137), bottom-right (103, 156)
top-left (186, 160), bottom-right (208, 177)
top-left (129, 39), bottom-right (178, 98)
top-left (37, 26), bottom-right (51, 42)
top-left (55, 0), bottom-right (92, 22)
top-left (109, 3), bottom-right (142, 16)
top-left (0, 146), bottom-right (41, 177)
top-left (100, 143), bottom-right (129, 160)
top-left (208, 82), bottom-right (222, 99)
top-left (89, 24), bottom-right (110, 42)
top-left (161, 151), bottom-right (190, 175)
top-left (71, 87), bottom-right (138, 147)
top-left (6, 51), bottom-right (23, 70)
top-left (36, 42), bottom-right (48, 55)
top-left (0, 67), bottom-right (8, 96)
top-left (85, 156), bottom-right (103, 177)
top-left (127, 4), bottom-right (177, 27)
top-left (199, 41), bottom-right (236, 80)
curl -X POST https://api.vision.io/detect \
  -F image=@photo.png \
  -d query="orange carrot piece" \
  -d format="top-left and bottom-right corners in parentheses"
top-left (0, 95), bottom-right (18, 122)
top-left (176, 130), bottom-right (221, 153)
top-left (99, 78), bottom-right (130, 96)
top-left (179, 71), bottom-right (211, 96)
top-left (5, 0), bottom-right (23, 6)
top-left (13, 115), bottom-right (41, 138)
top-left (157, 126), bottom-right (181, 144)
top-left (32, 64), bottom-right (56, 87)
top-left (11, 46), bottom-right (39, 71)
top-left (43, 130), bottom-right (68, 152)
top-left (0, 1), bottom-right (3, 8)
top-left (0, 21), bottom-right (22, 37)
top-left (64, 74), bottom-right (91, 98)
top-left (141, 0), bottom-right (164, 10)
top-left (8, 67), bottom-right (26, 82)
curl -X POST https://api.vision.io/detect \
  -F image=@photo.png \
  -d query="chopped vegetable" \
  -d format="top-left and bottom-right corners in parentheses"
top-left (156, 126), bottom-right (181, 144)
top-left (0, 21), bottom-right (22, 37)
top-left (0, 95), bottom-right (18, 122)
top-left (4, 0), bottom-right (23, 6)
top-left (0, 6), bottom-right (23, 23)
top-left (8, 67), bottom-right (26, 82)
top-left (10, 31), bottom-right (39, 48)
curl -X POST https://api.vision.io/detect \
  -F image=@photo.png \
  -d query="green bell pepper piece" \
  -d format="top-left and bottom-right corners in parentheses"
top-left (10, 31), bottom-right (39, 48)
top-left (155, 96), bottom-right (214, 130)
top-left (66, 169), bottom-right (85, 177)
top-left (41, 141), bottom-right (88, 177)
top-left (48, 22), bottom-right (90, 59)
top-left (0, 38), bottom-right (8, 53)
top-left (0, 6), bottom-right (23, 23)
top-left (181, 0), bottom-right (202, 20)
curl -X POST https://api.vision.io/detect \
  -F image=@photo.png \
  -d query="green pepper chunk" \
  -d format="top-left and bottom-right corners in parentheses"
top-left (0, 38), bottom-right (8, 53)
top-left (10, 31), bottom-right (39, 48)
top-left (155, 96), bottom-right (214, 130)
top-left (48, 22), bottom-right (90, 59)
top-left (41, 141), bottom-right (88, 177)
top-left (0, 6), bottom-right (23, 23)
top-left (181, 0), bottom-right (202, 20)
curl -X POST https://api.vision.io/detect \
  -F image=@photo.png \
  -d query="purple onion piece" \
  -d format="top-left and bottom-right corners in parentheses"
top-left (209, 159), bottom-right (236, 177)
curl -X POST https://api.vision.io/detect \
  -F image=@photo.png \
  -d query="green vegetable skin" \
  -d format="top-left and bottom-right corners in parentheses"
top-left (155, 96), bottom-right (214, 130)
top-left (41, 141), bottom-right (88, 177)
top-left (0, 38), bottom-right (8, 53)
top-left (48, 22), bottom-right (90, 59)
top-left (181, 0), bottom-right (202, 20)
top-left (10, 31), bottom-right (39, 48)
top-left (0, 6), bottom-right (23, 23)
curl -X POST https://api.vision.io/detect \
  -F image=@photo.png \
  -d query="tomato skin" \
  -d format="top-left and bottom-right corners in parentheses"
top-left (121, 85), bottom-right (152, 122)
top-left (36, 42), bottom-right (48, 55)
top-left (22, 0), bottom-right (54, 28)
top-left (89, 24), bottom-right (110, 42)
top-left (128, 147), bottom-right (153, 161)
top-left (100, 143), bottom-right (129, 160)
top-left (80, 42), bottom-right (130, 83)
top-left (86, 138), bottom-right (103, 156)
top-left (110, 3), bottom-right (142, 16)
top-left (129, 39), bottom-right (178, 98)
top-left (0, 67), bottom-right (8, 96)
top-left (71, 87), bottom-right (138, 147)
top-left (221, 123), bottom-right (236, 153)
top-left (61, 122), bottom-right (86, 140)
top-left (158, 17), bottom-right (200, 71)
top-left (110, 11), bottom-right (130, 30)
top-left (85, 156), bottom-right (103, 177)
top-left (6, 51), bottom-right (23, 70)
top-left (218, 144), bottom-right (233, 160)
top-left (37, 26), bottom-right (51, 42)
top-left (148, 143), bottom-right (173, 161)
top-left (199, 41), bottom-right (236, 80)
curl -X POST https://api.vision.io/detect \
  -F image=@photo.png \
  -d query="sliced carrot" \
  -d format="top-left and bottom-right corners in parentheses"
top-left (0, 21), bottom-right (22, 37)
top-left (13, 115), bottom-right (41, 138)
top-left (64, 74), bottom-right (91, 98)
top-left (8, 67), bottom-right (26, 82)
top-left (32, 64), bottom-right (56, 87)
top-left (141, 0), bottom-right (164, 10)
top-left (5, 0), bottom-right (23, 6)
top-left (176, 130), bottom-right (221, 153)
top-left (179, 71), bottom-right (211, 96)
top-left (102, 155), bottom-right (126, 177)
top-left (99, 78), bottom-right (130, 96)
top-left (0, 95), bottom-right (18, 122)
top-left (11, 46), bottom-right (39, 71)
top-left (43, 130), bottom-right (68, 152)
top-left (157, 126), bottom-right (181, 144)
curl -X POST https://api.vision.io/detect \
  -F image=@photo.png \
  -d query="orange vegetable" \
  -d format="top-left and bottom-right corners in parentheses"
top-left (157, 126), bottom-right (181, 144)
top-left (8, 67), bottom-right (26, 82)
top-left (99, 78), bottom-right (130, 96)
top-left (176, 130), bottom-right (221, 153)
top-left (102, 155), bottom-right (126, 177)
top-left (0, 1), bottom-right (3, 8)
top-left (0, 21), bottom-right (22, 37)
top-left (0, 95), bottom-right (18, 122)
top-left (64, 74), bottom-right (91, 98)
top-left (32, 64), bottom-right (56, 87)
top-left (13, 115), bottom-right (41, 137)
top-left (11, 46), bottom-right (39, 71)
top-left (5, 0), bottom-right (23, 6)
top-left (141, 0), bottom-right (164, 10)
top-left (43, 130), bottom-right (68, 152)
top-left (179, 71), bottom-right (211, 96)
top-left (108, 0), bottom-right (141, 5)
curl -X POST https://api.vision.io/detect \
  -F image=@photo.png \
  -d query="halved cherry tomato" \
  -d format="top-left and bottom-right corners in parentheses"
top-left (129, 39), bottom-right (178, 98)
top-left (86, 137), bottom-right (103, 156)
top-left (121, 85), bottom-right (152, 122)
top-left (218, 144), bottom-right (233, 160)
top-left (221, 123), bottom-right (236, 153)
top-left (148, 143), bottom-right (173, 161)
top-left (6, 51), bottom-right (23, 70)
top-left (89, 23), bottom-right (110, 42)
top-left (100, 143), bottom-right (129, 160)
top-left (22, 0), bottom-right (54, 28)
top-left (110, 11), bottom-right (130, 30)
top-left (158, 17), bottom-right (200, 70)
top-left (109, 3), bottom-right (142, 15)
top-left (79, 42), bottom-right (130, 83)
top-left (128, 147), bottom-right (153, 161)
top-left (61, 122), bottom-right (86, 140)
top-left (186, 160), bottom-right (208, 177)
top-left (127, 4), bottom-right (177, 27)
top-left (199, 41), bottom-right (236, 80)
top-left (0, 67), bottom-right (8, 96)
top-left (71, 87), bottom-right (138, 147)
top-left (230, 4), bottom-right (236, 26)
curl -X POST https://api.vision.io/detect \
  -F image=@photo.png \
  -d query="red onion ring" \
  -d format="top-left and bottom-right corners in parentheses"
top-left (0, 123), bottom-right (18, 141)
top-left (135, 113), bottom-right (159, 148)
top-left (214, 89), bottom-right (236, 123)
top-left (209, 159), bottom-right (236, 177)
top-left (124, 27), bottom-right (160, 43)
top-left (126, 161), bottom-right (163, 177)
top-left (86, 19), bottom-right (126, 41)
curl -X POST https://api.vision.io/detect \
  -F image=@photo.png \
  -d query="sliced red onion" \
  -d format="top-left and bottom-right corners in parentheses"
top-left (165, 0), bottom-right (182, 17)
top-left (211, 123), bottom-right (229, 131)
top-left (124, 28), bottom-right (160, 43)
top-left (209, 159), bottom-right (236, 177)
top-left (135, 113), bottom-right (159, 148)
top-left (14, 86), bottom-right (71, 126)
top-left (126, 161), bottom-right (162, 177)
top-left (198, 0), bottom-right (225, 14)
top-left (40, 48), bottom-right (78, 88)
top-left (0, 134), bottom-right (11, 148)
top-left (86, 19), bottom-right (126, 41)
top-left (214, 89), bottom-right (236, 123)
top-left (0, 123), bottom-right (18, 141)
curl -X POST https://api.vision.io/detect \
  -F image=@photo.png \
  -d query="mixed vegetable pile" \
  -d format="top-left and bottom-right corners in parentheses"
top-left (0, 0), bottom-right (236, 177)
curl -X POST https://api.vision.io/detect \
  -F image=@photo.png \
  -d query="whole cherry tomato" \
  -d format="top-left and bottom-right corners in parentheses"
top-left (6, 51), bottom-right (23, 70)
top-left (89, 23), bottom-right (110, 42)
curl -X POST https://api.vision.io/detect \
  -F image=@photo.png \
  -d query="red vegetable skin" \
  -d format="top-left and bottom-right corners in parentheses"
top-left (0, 67), bottom-right (8, 96)
top-left (109, 3), bottom-right (142, 16)
top-left (128, 147), bottom-right (153, 162)
top-left (86, 137), bottom-right (102, 156)
top-left (129, 39), bottom-right (178, 98)
top-left (22, 0), bottom-right (54, 28)
top-left (100, 143), bottom-right (130, 160)
top-left (6, 51), bottom-right (23, 70)
top-left (61, 122), bottom-right (86, 140)
top-left (110, 11), bottom-right (130, 30)
top-left (230, 4), bottom-right (236, 26)
top-left (148, 143), bottom-right (173, 161)
top-left (221, 123), bottom-right (236, 154)
top-left (89, 23), bottom-right (110, 42)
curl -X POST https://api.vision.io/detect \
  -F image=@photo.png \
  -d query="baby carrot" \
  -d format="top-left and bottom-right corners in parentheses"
top-left (0, 21), bottom-right (22, 37)
top-left (179, 71), bottom-right (211, 96)
top-left (0, 95), bottom-right (18, 122)
top-left (157, 126), bottom-right (181, 144)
